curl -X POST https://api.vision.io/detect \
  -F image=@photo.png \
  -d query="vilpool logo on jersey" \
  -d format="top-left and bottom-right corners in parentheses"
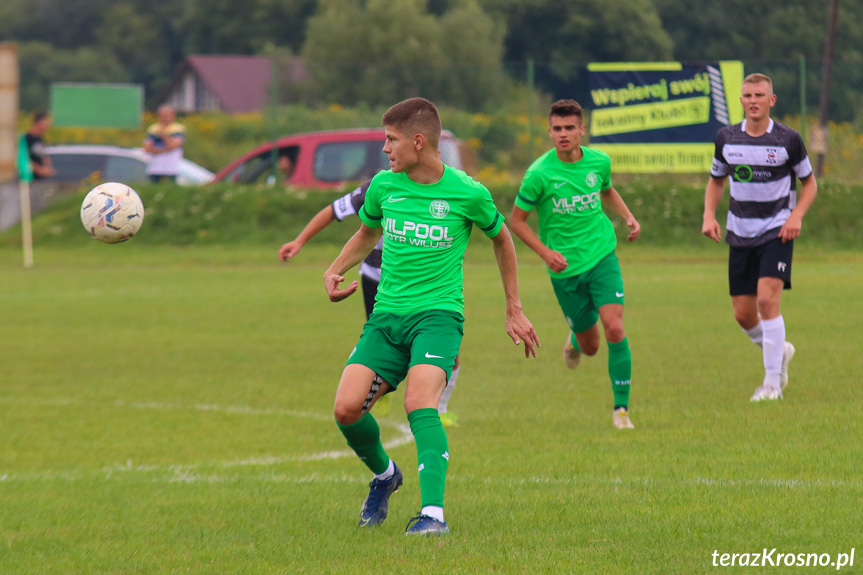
top-left (384, 217), bottom-right (454, 248)
top-left (552, 191), bottom-right (600, 214)
top-left (430, 199), bottom-right (450, 219)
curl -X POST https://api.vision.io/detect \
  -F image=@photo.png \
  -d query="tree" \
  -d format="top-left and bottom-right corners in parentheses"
top-left (477, 0), bottom-right (673, 102)
top-left (301, 0), bottom-right (508, 109)
top-left (95, 3), bottom-right (170, 95)
top-left (18, 41), bottom-right (129, 111)
top-left (181, 0), bottom-right (316, 55)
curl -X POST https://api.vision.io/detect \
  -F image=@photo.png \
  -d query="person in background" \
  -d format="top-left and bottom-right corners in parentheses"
top-left (26, 111), bottom-right (55, 179)
top-left (143, 105), bottom-right (185, 183)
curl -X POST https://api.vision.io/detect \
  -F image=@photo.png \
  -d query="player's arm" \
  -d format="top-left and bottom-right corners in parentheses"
top-left (279, 205), bottom-right (336, 261)
top-left (600, 186), bottom-right (640, 242)
top-left (31, 159), bottom-right (54, 178)
top-left (507, 206), bottom-right (568, 273)
top-left (143, 135), bottom-right (158, 155)
top-left (702, 176), bottom-right (727, 243)
top-left (490, 224), bottom-right (541, 358)
top-left (778, 174), bottom-right (818, 243)
top-left (324, 223), bottom-right (382, 302)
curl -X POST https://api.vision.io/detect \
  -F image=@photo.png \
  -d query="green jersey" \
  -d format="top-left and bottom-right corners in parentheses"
top-left (515, 146), bottom-right (617, 278)
top-left (358, 166), bottom-right (504, 315)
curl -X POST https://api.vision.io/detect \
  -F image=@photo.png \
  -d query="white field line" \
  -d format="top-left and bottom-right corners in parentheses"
top-left (3, 399), bottom-right (863, 489)
top-left (3, 469), bottom-right (863, 489)
top-left (0, 398), bottom-right (413, 480)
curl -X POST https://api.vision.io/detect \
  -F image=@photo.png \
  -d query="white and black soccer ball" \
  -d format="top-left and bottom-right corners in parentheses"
top-left (80, 182), bottom-right (144, 244)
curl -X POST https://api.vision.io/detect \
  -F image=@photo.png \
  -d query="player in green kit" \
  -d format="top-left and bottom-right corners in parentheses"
top-left (509, 99), bottom-right (640, 430)
top-left (324, 97), bottom-right (540, 535)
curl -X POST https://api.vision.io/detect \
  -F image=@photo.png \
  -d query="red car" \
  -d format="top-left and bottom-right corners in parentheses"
top-left (213, 128), bottom-right (465, 188)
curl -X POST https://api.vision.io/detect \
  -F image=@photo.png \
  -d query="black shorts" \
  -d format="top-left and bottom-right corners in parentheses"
top-left (361, 275), bottom-right (379, 320)
top-left (728, 237), bottom-right (793, 296)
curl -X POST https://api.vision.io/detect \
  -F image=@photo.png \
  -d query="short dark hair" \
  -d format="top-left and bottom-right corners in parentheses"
top-left (381, 97), bottom-right (441, 146)
top-left (549, 99), bottom-right (584, 122)
top-left (32, 111), bottom-right (49, 124)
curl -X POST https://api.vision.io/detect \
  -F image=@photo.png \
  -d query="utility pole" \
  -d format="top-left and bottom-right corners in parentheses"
top-left (814, 0), bottom-right (839, 177)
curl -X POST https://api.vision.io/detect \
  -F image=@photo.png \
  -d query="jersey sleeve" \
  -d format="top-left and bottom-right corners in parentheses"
top-left (515, 169), bottom-right (543, 212)
top-left (358, 176), bottom-right (384, 228)
top-left (710, 129), bottom-right (731, 177)
top-left (468, 185), bottom-right (504, 238)
top-left (601, 154), bottom-right (612, 190)
top-left (788, 132), bottom-right (814, 179)
top-left (333, 181), bottom-right (370, 222)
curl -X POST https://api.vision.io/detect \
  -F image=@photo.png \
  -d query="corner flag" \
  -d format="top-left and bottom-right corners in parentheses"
top-left (17, 134), bottom-right (33, 182)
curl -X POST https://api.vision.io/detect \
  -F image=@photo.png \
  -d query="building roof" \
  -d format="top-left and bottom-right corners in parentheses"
top-left (157, 54), bottom-right (308, 114)
top-left (187, 55), bottom-right (272, 114)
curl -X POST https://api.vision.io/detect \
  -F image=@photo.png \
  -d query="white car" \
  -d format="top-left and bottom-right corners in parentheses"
top-left (44, 145), bottom-right (214, 186)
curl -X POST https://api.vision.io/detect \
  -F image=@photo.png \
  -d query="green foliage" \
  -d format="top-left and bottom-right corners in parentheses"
top-left (5, 179), bottom-right (863, 252)
top-left (17, 41), bottom-right (131, 111)
top-left (302, 0), bottom-right (510, 109)
top-left (94, 2), bottom-right (171, 91)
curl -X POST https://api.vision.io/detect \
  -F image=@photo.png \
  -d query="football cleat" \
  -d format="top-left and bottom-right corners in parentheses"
top-left (613, 407), bottom-right (635, 429)
top-left (405, 514), bottom-right (450, 536)
top-left (780, 341), bottom-right (795, 390)
top-left (438, 411), bottom-right (459, 428)
top-left (750, 385), bottom-right (783, 402)
top-left (359, 462), bottom-right (403, 527)
top-left (563, 335), bottom-right (582, 369)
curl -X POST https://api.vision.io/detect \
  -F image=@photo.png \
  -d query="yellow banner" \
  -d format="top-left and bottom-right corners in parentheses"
top-left (591, 97), bottom-right (711, 137)
top-left (591, 143), bottom-right (714, 173)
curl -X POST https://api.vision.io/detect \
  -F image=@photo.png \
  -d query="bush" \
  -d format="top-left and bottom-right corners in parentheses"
top-left (4, 179), bottom-right (862, 250)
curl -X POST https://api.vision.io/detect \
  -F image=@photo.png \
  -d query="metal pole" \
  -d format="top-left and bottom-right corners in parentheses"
top-left (527, 58), bottom-right (535, 162)
top-left (269, 57), bottom-right (280, 185)
top-left (815, 0), bottom-right (839, 177)
top-left (20, 180), bottom-right (32, 268)
top-left (799, 56), bottom-right (806, 143)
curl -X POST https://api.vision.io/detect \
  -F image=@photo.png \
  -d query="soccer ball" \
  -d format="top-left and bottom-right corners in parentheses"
top-left (80, 183), bottom-right (144, 244)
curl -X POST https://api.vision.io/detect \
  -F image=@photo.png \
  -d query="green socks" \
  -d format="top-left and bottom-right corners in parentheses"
top-left (408, 408), bottom-right (449, 509)
top-left (570, 331), bottom-right (580, 350)
top-left (608, 337), bottom-right (632, 409)
top-left (337, 408), bottom-right (449, 509)
top-left (336, 412), bottom-right (390, 475)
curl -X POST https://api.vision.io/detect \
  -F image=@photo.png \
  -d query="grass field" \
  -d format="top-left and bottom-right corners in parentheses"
top-left (1, 242), bottom-right (861, 574)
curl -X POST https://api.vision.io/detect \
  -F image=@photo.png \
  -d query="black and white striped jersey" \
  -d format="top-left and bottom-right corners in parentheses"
top-left (333, 180), bottom-right (383, 282)
top-left (711, 119), bottom-right (813, 248)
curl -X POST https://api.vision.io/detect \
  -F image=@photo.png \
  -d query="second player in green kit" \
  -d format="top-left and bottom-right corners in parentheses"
top-left (509, 99), bottom-right (641, 430)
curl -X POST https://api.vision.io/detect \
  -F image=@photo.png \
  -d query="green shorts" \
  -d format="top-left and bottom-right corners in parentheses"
top-left (345, 309), bottom-right (464, 389)
top-left (550, 250), bottom-right (624, 334)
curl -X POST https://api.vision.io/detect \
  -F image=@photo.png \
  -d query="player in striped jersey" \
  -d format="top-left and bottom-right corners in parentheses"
top-left (702, 73), bottom-right (818, 402)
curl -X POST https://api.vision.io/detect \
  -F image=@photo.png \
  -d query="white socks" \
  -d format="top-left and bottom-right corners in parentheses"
top-left (422, 505), bottom-right (444, 522)
top-left (437, 365), bottom-right (459, 413)
top-left (743, 322), bottom-right (763, 348)
top-left (760, 316), bottom-right (785, 388)
top-left (373, 459), bottom-right (395, 480)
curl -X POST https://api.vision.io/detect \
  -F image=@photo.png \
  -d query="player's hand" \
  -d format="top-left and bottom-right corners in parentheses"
top-left (278, 240), bottom-right (302, 261)
top-left (324, 271), bottom-right (358, 302)
top-left (541, 249), bottom-right (568, 273)
top-left (625, 217), bottom-right (641, 242)
top-left (505, 307), bottom-right (541, 358)
top-left (778, 212), bottom-right (803, 243)
top-left (702, 217), bottom-right (722, 243)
